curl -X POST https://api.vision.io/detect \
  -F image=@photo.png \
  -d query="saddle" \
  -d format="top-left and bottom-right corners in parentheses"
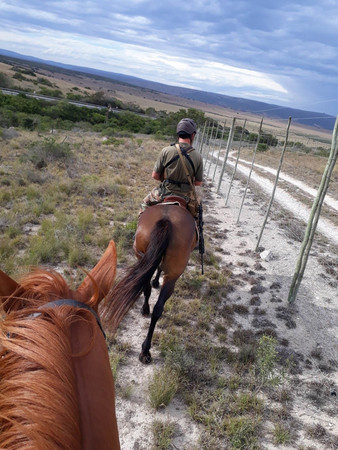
top-left (161, 196), bottom-right (187, 209)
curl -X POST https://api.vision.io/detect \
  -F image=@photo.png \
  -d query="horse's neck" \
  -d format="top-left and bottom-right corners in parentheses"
top-left (71, 320), bottom-right (120, 450)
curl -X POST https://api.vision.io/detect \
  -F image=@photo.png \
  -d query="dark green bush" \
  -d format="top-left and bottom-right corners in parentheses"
top-left (257, 143), bottom-right (268, 152)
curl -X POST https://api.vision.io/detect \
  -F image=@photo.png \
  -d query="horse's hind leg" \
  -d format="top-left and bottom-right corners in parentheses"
top-left (152, 268), bottom-right (162, 289)
top-left (141, 279), bottom-right (151, 316)
top-left (139, 278), bottom-right (176, 364)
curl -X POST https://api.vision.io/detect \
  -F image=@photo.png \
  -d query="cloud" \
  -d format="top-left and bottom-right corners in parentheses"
top-left (111, 13), bottom-right (151, 26)
top-left (0, 25), bottom-right (288, 102)
top-left (0, 0), bottom-right (337, 114)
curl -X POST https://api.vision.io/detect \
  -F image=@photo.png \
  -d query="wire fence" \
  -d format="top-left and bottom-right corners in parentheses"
top-left (196, 115), bottom-right (338, 303)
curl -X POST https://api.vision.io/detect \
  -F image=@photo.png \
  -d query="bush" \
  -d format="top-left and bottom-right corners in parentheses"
top-left (37, 77), bottom-right (53, 87)
top-left (66, 93), bottom-right (83, 101)
top-left (39, 87), bottom-right (63, 98)
top-left (257, 143), bottom-right (268, 152)
top-left (0, 73), bottom-right (13, 88)
top-left (13, 72), bottom-right (27, 81)
top-left (28, 137), bottom-right (72, 163)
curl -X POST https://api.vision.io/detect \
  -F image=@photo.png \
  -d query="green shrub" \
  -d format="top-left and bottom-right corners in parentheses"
top-left (0, 73), bottom-right (13, 88)
top-left (226, 416), bottom-right (260, 449)
top-left (257, 143), bottom-right (268, 152)
top-left (28, 137), bottom-right (72, 162)
top-left (13, 72), bottom-right (27, 81)
top-left (273, 423), bottom-right (291, 445)
top-left (0, 190), bottom-right (11, 205)
top-left (102, 137), bottom-right (124, 146)
top-left (37, 77), bottom-right (54, 86)
top-left (68, 246), bottom-right (91, 267)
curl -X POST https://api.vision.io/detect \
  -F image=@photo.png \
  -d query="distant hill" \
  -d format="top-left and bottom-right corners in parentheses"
top-left (0, 48), bottom-right (335, 131)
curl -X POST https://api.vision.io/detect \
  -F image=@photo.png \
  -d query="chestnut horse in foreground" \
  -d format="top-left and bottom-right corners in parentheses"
top-left (0, 241), bottom-right (121, 450)
top-left (105, 203), bottom-right (197, 364)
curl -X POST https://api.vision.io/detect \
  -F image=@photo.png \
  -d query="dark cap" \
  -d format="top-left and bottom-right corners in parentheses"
top-left (176, 118), bottom-right (197, 135)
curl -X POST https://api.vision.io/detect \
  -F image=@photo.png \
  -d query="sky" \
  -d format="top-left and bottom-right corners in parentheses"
top-left (0, 0), bottom-right (337, 116)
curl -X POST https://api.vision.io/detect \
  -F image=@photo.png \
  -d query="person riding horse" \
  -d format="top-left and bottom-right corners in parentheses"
top-left (140, 118), bottom-right (203, 218)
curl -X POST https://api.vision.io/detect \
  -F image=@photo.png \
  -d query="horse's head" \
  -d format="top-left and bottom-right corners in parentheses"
top-left (0, 240), bottom-right (120, 450)
top-left (0, 240), bottom-right (117, 314)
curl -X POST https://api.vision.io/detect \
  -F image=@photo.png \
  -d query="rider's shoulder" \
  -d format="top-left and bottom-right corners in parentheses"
top-left (162, 144), bottom-right (176, 154)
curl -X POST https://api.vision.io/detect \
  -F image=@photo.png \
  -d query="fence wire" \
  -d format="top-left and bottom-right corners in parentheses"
top-left (196, 115), bottom-right (338, 303)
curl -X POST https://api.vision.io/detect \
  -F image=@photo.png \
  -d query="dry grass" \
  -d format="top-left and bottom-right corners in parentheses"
top-left (2, 127), bottom-right (337, 448)
top-left (239, 147), bottom-right (337, 196)
top-left (0, 128), bottom-right (164, 279)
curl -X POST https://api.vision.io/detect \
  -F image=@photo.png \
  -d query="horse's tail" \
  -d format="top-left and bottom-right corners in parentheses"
top-left (104, 218), bottom-right (172, 333)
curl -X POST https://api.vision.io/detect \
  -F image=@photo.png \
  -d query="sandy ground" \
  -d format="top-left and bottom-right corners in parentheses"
top-left (114, 163), bottom-right (338, 449)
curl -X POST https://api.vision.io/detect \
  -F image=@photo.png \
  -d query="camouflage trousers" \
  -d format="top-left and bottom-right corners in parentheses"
top-left (140, 186), bottom-right (165, 212)
top-left (139, 184), bottom-right (199, 219)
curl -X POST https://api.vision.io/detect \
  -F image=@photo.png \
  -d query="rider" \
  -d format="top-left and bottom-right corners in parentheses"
top-left (140, 118), bottom-right (203, 217)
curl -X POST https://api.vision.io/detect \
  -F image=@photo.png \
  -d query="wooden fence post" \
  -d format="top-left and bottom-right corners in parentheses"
top-left (288, 116), bottom-right (338, 303)
top-left (216, 117), bottom-right (236, 193)
top-left (197, 120), bottom-right (208, 154)
top-left (204, 122), bottom-right (215, 162)
top-left (207, 122), bottom-right (221, 178)
top-left (237, 118), bottom-right (263, 223)
top-left (255, 117), bottom-right (292, 250)
top-left (225, 119), bottom-right (247, 205)
top-left (212, 119), bottom-right (227, 182)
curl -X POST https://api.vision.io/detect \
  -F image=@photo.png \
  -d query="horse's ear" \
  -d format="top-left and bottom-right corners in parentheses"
top-left (0, 269), bottom-right (19, 304)
top-left (76, 240), bottom-right (117, 304)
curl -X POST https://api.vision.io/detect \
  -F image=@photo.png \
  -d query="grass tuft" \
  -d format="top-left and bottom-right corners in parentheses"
top-left (148, 367), bottom-right (179, 410)
top-left (152, 420), bottom-right (176, 450)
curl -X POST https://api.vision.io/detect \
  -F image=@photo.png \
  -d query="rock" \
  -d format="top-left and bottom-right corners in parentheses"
top-left (2, 127), bottom-right (20, 140)
top-left (260, 249), bottom-right (274, 261)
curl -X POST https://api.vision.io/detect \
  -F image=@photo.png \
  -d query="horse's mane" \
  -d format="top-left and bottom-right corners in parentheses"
top-left (0, 268), bottom-right (99, 449)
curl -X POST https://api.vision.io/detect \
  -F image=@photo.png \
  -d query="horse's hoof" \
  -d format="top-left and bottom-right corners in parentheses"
top-left (139, 352), bottom-right (152, 364)
top-left (141, 306), bottom-right (150, 316)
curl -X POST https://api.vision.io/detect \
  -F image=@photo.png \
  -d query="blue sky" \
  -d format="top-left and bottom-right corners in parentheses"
top-left (0, 0), bottom-right (337, 116)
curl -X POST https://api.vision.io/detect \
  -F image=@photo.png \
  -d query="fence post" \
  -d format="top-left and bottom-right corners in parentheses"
top-left (288, 116), bottom-right (338, 303)
top-left (204, 122), bottom-right (215, 163)
top-left (212, 119), bottom-right (227, 182)
top-left (207, 122), bottom-right (221, 178)
top-left (216, 117), bottom-right (236, 193)
top-left (197, 120), bottom-right (208, 154)
top-left (225, 119), bottom-right (247, 205)
top-left (255, 117), bottom-right (292, 250)
top-left (237, 118), bottom-right (263, 223)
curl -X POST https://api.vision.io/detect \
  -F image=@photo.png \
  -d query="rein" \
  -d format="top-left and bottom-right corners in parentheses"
top-left (30, 299), bottom-right (106, 340)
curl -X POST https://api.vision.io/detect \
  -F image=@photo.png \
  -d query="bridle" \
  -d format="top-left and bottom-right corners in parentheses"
top-left (30, 298), bottom-right (106, 339)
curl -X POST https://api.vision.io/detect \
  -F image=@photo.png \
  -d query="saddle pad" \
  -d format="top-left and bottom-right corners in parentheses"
top-left (162, 196), bottom-right (187, 208)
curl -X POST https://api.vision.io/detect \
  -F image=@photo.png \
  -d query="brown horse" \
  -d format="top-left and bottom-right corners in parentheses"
top-left (0, 241), bottom-right (121, 450)
top-left (105, 203), bottom-right (197, 364)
